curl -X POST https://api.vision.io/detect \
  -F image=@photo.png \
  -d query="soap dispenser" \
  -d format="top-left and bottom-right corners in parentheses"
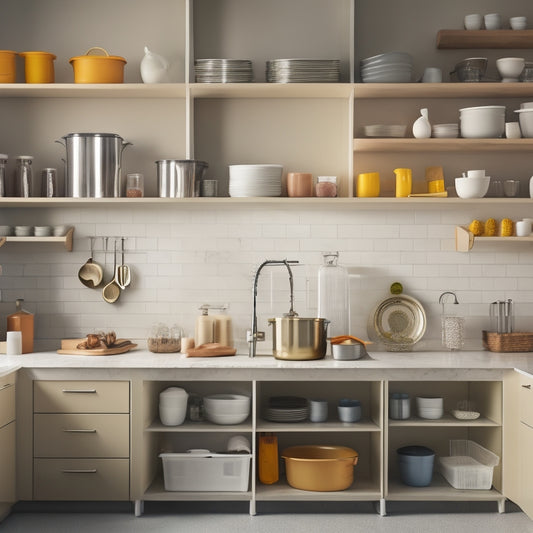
top-left (194, 304), bottom-right (215, 346)
top-left (7, 298), bottom-right (34, 353)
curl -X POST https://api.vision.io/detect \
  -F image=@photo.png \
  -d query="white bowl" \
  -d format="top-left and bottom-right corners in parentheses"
top-left (460, 105), bottom-right (505, 138)
top-left (496, 57), bottom-right (525, 82)
top-left (520, 102), bottom-right (533, 109)
top-left (514, 108), bottom-right (533, 137)
top-left (416, 396), bottom-right (444, 408)
top-left (14, 225), bottom-right (33, 236)
top-left (455, 176), bottom-right (490, 198)
top-left (204, 410), bottom-right (249, 425)
top-left (417, 408), bottom-right (443, 420)
top-left (0, 225), bottom-right (12, 236)
top-left (510, 16), bottom-right (527, 30)
top-left (203, 394), bottom-right (251, 413)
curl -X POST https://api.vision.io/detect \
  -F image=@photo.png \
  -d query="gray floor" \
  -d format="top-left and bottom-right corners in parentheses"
top-left (2, 501), bottom-right (533, 533)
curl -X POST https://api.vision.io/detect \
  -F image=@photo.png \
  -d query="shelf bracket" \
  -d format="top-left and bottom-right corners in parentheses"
top-left (455, 226), bottom-right (474, 252)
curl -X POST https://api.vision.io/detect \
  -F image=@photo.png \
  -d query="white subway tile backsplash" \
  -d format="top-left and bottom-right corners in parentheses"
top-left (1, 205), bottom-right (533, 348)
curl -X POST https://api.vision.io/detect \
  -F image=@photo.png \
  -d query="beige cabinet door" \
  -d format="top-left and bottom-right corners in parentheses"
top-left (0, 422), bottom-right (15, 503)
top-left (503, 369), bottom-right (533, 518)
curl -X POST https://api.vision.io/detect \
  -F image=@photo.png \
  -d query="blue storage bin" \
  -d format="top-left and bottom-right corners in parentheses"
top-left (397, 445), bottom-right (435, 487)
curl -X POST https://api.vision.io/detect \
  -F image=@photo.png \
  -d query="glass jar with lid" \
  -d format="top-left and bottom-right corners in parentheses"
top-left (126, 173), bottom-right (144, 197)
top-left (15, 155), bottom-right (33, 197)
top-left (316, 176), bottom-right (337, 197)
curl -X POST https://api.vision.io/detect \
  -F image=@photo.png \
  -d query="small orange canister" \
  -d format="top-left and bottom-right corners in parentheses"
top-left (7, 298), bottom-right (34, 354)
top-left (69, 47), bottom-right (126, 84)
top-left (258, 433), bottom-right (279, 484)
top-left (19, 51), bottom-right (56, 83)
top-left (0, 50), bottom-right (17, 83)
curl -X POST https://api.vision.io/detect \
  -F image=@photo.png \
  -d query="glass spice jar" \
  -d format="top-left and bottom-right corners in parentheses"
top-left (126, 173), bottom-right (144, 197)
top-left (316, 176), bottom-right (337, 197)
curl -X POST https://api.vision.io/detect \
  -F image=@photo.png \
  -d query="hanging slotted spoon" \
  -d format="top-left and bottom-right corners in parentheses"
top-left (117, 237), bottom-right (131, 289)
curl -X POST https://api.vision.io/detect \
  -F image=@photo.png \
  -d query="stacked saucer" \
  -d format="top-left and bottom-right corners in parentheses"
top-left (266, 59), bottom-right (340, 83)
top-left (194, 59), bottom-right (253, 83)
top-left (432, 123), bottom-right (459, 138)
top-left (364, 124), bottom-right (407, 138)
top-left (228, 164), bottom-right (283, 197)
top-left (360, 52), bottom-right (413, 83)
top-left (265, 396), bottom-right (308, 422)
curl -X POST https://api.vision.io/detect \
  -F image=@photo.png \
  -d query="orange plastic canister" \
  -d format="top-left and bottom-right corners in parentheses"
top-left (0, 50), bottom-right (17, 83)
top-left (69, 47), bottom-right (126, 83)
top-left (19, 51), bottom-right (56, 83)
top-left (7, 298), bottom-right (34, 354)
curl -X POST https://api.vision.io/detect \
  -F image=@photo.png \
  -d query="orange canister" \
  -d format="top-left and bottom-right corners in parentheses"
top-left (258, 433), bottom-right (279, 484)
top-left (356, 171), bottom-right (380, 197)
top-left (7, 298), bottom-right (34, 354)
top-left (0, 50), bottom-right (17, 83)
top-left (19, 51), bottom-right (56, 83)
top-left (69, 47), bottom-right (126, 83)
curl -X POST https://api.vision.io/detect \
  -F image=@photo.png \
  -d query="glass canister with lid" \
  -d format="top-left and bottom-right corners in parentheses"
top-left (316, 176), bottom-right (337, 197)
top-left (15, 155), bottom-right (33, 197)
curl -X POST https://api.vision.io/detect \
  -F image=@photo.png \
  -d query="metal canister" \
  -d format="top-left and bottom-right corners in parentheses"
top-left (55, 133), bottom-right (131, 198)
top-left (156, 159), bottom-right (208, 198)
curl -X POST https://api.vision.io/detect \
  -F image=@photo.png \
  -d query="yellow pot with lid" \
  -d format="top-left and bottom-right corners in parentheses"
top-left (69, 47), bottom-right (126, 83)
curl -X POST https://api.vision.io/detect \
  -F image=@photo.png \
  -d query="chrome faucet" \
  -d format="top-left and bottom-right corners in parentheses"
top-left (247, 259), bottom-right (299, 357)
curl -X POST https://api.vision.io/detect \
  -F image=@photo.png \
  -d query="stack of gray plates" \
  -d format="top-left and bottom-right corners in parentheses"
top-left (360, 52), bottom-right (413, 83)
top-left (266, 59), bottom-right (340, 83)
top-left (194, 59), bottom-right (253, 83)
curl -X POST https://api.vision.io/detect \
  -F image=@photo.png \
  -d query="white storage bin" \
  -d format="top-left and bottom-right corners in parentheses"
top-left (159, 450), bottom-right (251, 492)
top-left (438, 439), bottom-right (499, 490)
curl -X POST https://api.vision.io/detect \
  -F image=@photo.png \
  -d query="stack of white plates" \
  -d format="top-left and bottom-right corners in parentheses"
top-left (432, 123), bottom-right (459, 138)
top-left (265, 396), bottom-right (308, 422)
top-left (14, 225), bottom-right (32, 236)
top-left (266, 59), bottom-right (340, 83)
top-left (364, 124), bottom-right (407, 138)
top-left (229, 164), bottom-right (283, 197)
top-left (360, 52), bottom-right (413, 83)
top-left (195, 59), bottom-right (253, 83)
top-left (34, 225), bottom-right (52, 237)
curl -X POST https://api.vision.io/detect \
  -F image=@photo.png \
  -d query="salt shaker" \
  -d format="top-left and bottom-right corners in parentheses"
top-left (15, 155), bottom-right (33, 197)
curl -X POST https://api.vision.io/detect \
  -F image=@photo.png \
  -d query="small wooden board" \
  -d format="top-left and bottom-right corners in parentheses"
top-left (58, 338), bottom-right (137, 356)
top-left (186, 342), bottom-right (236, 357)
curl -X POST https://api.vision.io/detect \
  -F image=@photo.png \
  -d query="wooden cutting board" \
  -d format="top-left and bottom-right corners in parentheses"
top-left (186, 342), bottom-right (236, 357)
top-left (58, 338), bottom-right (137, 356)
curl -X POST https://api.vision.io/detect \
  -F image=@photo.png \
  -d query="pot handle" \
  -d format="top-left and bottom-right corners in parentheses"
top-left (54, 139), bottom-right (66, 148)
top-left (353, 456), bottom-right (359, 466)
top-left (121, 141), bottom-right (133, 154)
top-left (84, 47), bottom-right (110, 57)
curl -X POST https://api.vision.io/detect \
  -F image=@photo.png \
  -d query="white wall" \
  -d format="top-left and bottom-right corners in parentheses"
top-left (1, 203), bottom-right (533, 353)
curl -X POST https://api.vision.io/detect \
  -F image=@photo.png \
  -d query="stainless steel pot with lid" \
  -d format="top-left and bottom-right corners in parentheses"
top-left (56, 133), bottom-right (131, 198)
top-left (156, 159), bottom-right (208, 198)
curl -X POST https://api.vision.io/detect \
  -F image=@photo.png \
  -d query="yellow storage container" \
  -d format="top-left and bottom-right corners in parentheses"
top-left (69, 47), bottom-right (126, 84)
top-left (0, 50), bottom-right (17, 83)
top-left (19, 51), bottom-right (56, 83)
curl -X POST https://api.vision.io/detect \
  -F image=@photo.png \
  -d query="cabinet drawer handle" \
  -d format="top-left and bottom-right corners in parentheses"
top-left (61, 389), bottom-right (97, 394)
top-left (522, 384), bottom-right (532, 389)
top-left (63, 429), bottom-right (97, 433)
top-left (61, 469), bottom-right (97, 474)
top-left (0, 383), bottom-right (13, 391)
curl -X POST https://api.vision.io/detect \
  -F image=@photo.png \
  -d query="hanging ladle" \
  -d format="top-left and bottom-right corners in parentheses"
top-left (117, 237), bottom-right (131, 289)
top-left (102, 239), bottom-right (121, 304)
top-left (78, 237), bottom-right (104, 288)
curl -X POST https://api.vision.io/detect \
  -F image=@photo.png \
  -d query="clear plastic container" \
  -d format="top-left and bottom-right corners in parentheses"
top-left (126, 173), bottom-right (144, 197)
top-left (15, 155), bottom-right (33, 197)
top-left (318, 251), bottom-right (350, 337)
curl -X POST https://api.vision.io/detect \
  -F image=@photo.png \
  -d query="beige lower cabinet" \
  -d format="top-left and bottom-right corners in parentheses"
top-left (33, 380), bottom-right (130, 501)
top-left (0, 373), bottom-right (16, 521)
top-left (504, 369), bottom-right (533, 519)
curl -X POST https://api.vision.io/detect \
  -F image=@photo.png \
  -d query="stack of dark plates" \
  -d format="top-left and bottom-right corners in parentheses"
top-left (265, 396), bottom-right (308, 422)
top-left (266, 59), bottom-right (340, 83)
top-left (195, 59), bottom-right (253, 83)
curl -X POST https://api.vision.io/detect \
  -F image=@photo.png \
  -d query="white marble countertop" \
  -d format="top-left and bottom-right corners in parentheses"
top-left (1, 349), bottom-right (532, 379)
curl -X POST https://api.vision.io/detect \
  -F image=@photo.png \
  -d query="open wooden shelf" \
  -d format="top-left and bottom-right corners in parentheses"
top-left (455, 225), bottom-right (533, 252)
top-left (354, 138), bottom-right (533, 152)
top-left (437, 29), bottom-right (533, 49)
top-left (0, 227), bottom-right (74, 251)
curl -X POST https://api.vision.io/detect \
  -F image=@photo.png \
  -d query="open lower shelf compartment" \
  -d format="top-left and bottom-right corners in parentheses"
top-left (0, 227), bottom-right (74, 251)
top-left (455, 226), bottom-right (533, 252)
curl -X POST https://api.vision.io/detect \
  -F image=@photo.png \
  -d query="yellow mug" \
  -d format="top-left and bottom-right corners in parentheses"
top-left (356, 172), bottom-right (380, 197)
top-left (394, 168), bottom-right (412, 197)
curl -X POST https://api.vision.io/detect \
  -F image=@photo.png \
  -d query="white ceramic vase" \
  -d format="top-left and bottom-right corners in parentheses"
top-left (140, 46), bottom-right (170, 83)
top-left (412, 108), bottom-right (432, 138)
